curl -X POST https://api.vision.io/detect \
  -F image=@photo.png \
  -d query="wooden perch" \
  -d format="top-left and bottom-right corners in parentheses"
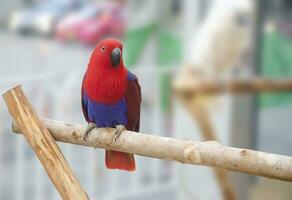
top-left (12, 119), bottom-right (292, 182)
top-left (173, 78), bottom-right (292, 96)
top-left (2, 85), bottom-right (89, 200)
top-left (173, 71), bottom-right (292, 197)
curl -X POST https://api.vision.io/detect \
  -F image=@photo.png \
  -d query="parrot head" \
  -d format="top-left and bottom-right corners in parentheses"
top-left (89, 38), bottom-right (124, 70)
top-left (84, 38), bottom-right (128, 104)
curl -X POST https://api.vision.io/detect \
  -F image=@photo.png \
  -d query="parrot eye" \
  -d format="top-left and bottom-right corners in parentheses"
top-left (100, 45), bottom-right (106, 53)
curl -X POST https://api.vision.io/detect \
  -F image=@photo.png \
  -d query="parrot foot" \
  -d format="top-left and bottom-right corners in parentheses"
top-left (83, 122), bottom-right (96, 141)
top-left (113, 125), bottom-right (126, 142)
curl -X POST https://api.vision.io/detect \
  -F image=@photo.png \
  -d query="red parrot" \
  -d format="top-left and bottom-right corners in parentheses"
top-left (81, 38), bottom-right (141, 171)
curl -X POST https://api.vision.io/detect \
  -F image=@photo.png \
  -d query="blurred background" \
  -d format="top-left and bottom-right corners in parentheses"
top-left (1, 0), bottom-right (292, 199)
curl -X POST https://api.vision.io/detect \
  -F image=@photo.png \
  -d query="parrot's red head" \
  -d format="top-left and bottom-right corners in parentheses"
top-left (89, 38), bottom-right (124, 70)
top-left (83, 38), bottom-right (128, 104)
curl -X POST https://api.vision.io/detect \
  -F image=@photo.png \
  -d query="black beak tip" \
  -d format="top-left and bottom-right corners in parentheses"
top-left (111, 48), bottom-right (121, 67)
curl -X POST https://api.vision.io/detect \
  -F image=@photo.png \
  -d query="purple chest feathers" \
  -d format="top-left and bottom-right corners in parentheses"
top-left (82, 93), bottom-right (127, 127)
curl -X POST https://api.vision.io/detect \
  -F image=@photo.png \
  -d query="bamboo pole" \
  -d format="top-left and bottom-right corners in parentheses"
top-left (2, 85), bottom-right (89, 200)
top-left (173, 78), bottom-right (292, 96)
top-left (12, 119), bottom-right (292, 182)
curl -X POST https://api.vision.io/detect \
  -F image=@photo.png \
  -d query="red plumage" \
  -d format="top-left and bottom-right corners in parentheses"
top-left (82, 39), bottom-right (127, 104)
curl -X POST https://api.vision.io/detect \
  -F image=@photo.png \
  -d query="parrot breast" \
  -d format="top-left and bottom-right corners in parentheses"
top-left (82, 64), bottom-right (127, 104)
top-left (82, 93), bottom-right (127, 127)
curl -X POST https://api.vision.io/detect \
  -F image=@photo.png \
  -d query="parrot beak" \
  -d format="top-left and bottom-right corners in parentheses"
top-left (111, 48), bottom-right (121, 68)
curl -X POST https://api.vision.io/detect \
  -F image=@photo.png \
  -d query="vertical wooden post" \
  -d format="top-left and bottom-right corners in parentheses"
top-left (192, 105), bottom-right (236, 200)
top-left (2, 85), bottom-right (89, 200)
top-left (182, 97), bottom-right (236, 200)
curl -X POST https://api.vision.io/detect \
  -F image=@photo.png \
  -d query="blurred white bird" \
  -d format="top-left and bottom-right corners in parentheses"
top-left (175, 0), bottom-right (255, 112)
top-left (187, 0), bottom-right (255, 77)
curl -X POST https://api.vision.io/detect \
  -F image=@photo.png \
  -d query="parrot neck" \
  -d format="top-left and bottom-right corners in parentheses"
top-left (83, 64), bottom-right (127, 104)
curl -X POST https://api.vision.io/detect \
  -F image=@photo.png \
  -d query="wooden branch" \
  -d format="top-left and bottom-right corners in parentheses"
top-left (183, 99), bottom-right (235, 200)
top-left (173, 78), bottom-right (292, 96)
top-left (2, 85), bottom-right (89, 200)
top-left (12, 119), bottom-right (292, 182)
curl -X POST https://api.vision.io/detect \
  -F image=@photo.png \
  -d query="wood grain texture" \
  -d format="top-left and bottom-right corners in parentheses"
top-left (12, 119), bottom-right (292, 182)
top-left (2, 85), bottom-right (88, 200)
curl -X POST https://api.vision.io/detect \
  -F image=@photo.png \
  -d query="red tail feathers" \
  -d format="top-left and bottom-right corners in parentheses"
top-left (105, 150), bottom-right (136, 171)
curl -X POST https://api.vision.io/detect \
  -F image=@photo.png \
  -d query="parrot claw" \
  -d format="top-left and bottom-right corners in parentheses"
top-left (113, 125), bottom-right (126, 142)
top-left (83, 122), bottom-right (96, 141)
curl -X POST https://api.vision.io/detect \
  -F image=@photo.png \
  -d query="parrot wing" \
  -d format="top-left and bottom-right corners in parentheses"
top-left (105, 71), bottom-right (141, 171)
top-left (81, 73), bottom-right (89, 122)
top-left (125, 71), bottom-right (141, 132)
